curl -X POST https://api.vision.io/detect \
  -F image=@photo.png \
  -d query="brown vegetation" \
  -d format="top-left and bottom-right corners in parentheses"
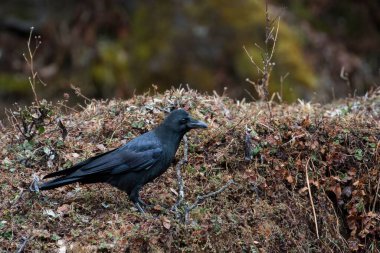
top-left (1, 88), bottom-right (379, 252)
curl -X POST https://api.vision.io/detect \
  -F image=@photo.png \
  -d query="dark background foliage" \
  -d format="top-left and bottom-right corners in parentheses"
top-left (0, 0), bottom-right (379, 114)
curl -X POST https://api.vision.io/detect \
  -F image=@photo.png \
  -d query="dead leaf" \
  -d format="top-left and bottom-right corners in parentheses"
top-left (96, 144), bottom-right (106, 151)
top-left (330, 184), bottom-right (342, 199)
top-left (57, 204), bottom-right (70, 214)
top-left (162, 217), bottom-right (171, 230)
top-left (299, 187), bottom-right (308, 193)
top-left (32, 229), bottom-right (50, 238)
top-left (153, 205), bottom-right (163, 211)
top-left (43, 209), bottom-right (59, 218)
top-left (72, 153), bottom-right (80, 158)
top-left (170, 188), bottom-right (178, 196)
top-left (286, 175), bottom-right (294, 184)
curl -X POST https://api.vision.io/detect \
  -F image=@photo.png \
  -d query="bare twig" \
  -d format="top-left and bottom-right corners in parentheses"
top-left (257, 121), bottom-right (274, 132)
top-left (268, 17), bottom-right (280, 62)
top-left (23, 27), bottom-right (44, 107)
top-left (245, 126), bottom-right (253, 161)
top-left (70, 84), bottom-right (92, 102)
top-left (282, 134), bottom-right (306, 147)
top-left (56, 118), bottom-right (68, 140)
top-left (340, 66), bottom-right (350, 87)
top-left (0, 120), bottom-right (5, 133)
top-left (305, 158), bottom-right (320, 239)
top-left (187, 179), bottom-right (235, 211)
top-left (244, 0), bottom-right (281, 101)
top-left (372, 170), bottom-right (380, 212)
top-left (16, 236), bottom-right (29, 253)
top-left (243, 46), bottom-right (263, 74)
top-left (171, 135), bottom-right (188, 216)
top-left (279, 72), bottom-right (289, 102)
top-left (172, 135), bottom-right (234, 223)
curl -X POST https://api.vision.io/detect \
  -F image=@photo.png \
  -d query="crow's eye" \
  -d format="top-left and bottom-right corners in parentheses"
top-left (180, 118), bottom-right (187, 124)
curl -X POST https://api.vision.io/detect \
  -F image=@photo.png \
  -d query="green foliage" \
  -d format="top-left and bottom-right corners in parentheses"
top-left (0, 73), bottom-right (30, 93)
top-left (10, 99), bottom-right (53, 141)
top-left (131, 121), bottom-right (145, 129)
top-left (127, 0), bottom-right (316, 100)
top-left (354, 148), bottom-right (363, 161)
top-left (91, 41), bottom-right (129, 96)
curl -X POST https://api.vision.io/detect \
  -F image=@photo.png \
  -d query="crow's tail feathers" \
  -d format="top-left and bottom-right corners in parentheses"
top-left (43, 148), bottom-right (116, 180)
top-left (42, 167), bottom-right (78, 179)
top-left (39, 176), bottom-right (80, 190)
top-left (40, 148), bottom-right (117, 190)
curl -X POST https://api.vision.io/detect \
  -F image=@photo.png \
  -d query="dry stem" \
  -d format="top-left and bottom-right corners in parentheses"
top-left (372, 169), bottom-right (380, 212)
top-left (305, 158), bottom-right (320, 239)
top-left (187, 179), bottom-right (235, 211)
top-left (244, 0), bottom-right (280, 101)
top-left (23, 27), bottom-right (45, 107)
top-left (172, 135), bottom-right (234, 223)
top-left (16, 236), bottom-right (29, 253)
top-left (171, 135), bottom-right (188, 218)
top-left (245, 126), bottom-right (253, 161)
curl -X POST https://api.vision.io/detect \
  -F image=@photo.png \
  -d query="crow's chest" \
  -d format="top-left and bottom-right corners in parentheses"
top-left (145, 147), bottom-right (176, 183)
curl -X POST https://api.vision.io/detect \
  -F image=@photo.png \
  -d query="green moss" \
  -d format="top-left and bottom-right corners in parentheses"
top-left (0, 73), bottom-right (30, 93)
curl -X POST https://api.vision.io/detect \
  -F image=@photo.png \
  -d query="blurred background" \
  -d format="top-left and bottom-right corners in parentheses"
top-left (0, 0), bottom-right (379, 116)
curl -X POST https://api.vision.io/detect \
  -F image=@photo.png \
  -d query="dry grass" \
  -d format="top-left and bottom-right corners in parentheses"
top-left (1, 88), bottom-right (379, 252)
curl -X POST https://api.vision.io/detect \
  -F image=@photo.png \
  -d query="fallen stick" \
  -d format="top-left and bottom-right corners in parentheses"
top-left (16, 236), bottom-right (29, 253)
top-left (171, 135), bottom-right (188, 218)
top-left (172, 135), bottom-right (235, 223)
top-left (187, 179), bottom-right (235, 212)
top-left (305, 158), bottom-right (320, 239)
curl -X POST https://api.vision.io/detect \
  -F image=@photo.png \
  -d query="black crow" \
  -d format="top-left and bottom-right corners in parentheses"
top-left (39, 109), bottom-right (207, 212)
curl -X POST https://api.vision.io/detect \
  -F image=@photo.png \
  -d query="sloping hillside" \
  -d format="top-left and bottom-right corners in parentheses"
top-left (1, 88), bottom-right (379, 252)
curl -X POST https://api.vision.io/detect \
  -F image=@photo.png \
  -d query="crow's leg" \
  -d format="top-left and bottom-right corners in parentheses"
top-left (130, 185), bottom-right (146, 213)
top-left (137, 197), bottom-right (152, 207)
top-left (134, 202), bottom-right (145, 213)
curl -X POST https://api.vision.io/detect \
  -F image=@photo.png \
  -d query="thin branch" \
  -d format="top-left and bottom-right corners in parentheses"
top-left (243, 46), bottom-right (263, 74)
top-left (265, 0), bottom-right (270, 53)
top-left (171, 135), bottom-right (188, 214)
top-left (305, 158), bottom-right (320, 239)
top-left (257, 121), bottom-right (274, 133)
top-left (245, 126), bottom-right (253, 161)
top-left (268, 17), bottom-right (280, 62)
top-left (372, 170), bottom-right (380, 212)
top-left (25, 27), bottom-right (40, 106)
top-left (171, 135), bottom-right (234, 223)
top-left (70, 84), bottom-right (92, 102)
top-left (16, 236), bottom-right (29, 253)
top-left (187, 179), bottom-right (235, 211)
top-left (244, 0), bottom-right (281, 102)
top-left (265, 25), bottom-right (275, 44)
top-left (254, 42), bottom-right (264, 52)
top-left (282, 134), bottom-right (306, 147)
top-left (340, 66), bottom-right (350, 87)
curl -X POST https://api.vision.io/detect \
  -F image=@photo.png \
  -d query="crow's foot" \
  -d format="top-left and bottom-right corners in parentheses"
top-left (137, 197), bottom-right (152, 208)
top-left (134, 202), bottom-right (145, 213)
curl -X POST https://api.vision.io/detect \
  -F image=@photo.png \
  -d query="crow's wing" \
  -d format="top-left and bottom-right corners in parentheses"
top-left (69, 143), bottom-right (163, 178)
top-left (39, 140), bottom-right (162, 190)
top-left (43, 130), bottom-right (163, 180)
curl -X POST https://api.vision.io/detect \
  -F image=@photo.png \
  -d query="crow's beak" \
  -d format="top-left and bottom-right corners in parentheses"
top-left (187, 118), bottom-right (208, 129)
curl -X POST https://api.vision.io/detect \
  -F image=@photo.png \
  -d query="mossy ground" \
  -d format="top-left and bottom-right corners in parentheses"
top-left (1, 88), bottom-right (379, 252)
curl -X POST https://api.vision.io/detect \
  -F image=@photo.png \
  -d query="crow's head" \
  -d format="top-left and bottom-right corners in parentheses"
top-left (162, 109), bottom-right (207, 133)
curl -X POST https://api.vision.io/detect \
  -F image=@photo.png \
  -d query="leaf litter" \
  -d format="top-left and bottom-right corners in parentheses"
top-left (0, 88), bottom-right (379, 252)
